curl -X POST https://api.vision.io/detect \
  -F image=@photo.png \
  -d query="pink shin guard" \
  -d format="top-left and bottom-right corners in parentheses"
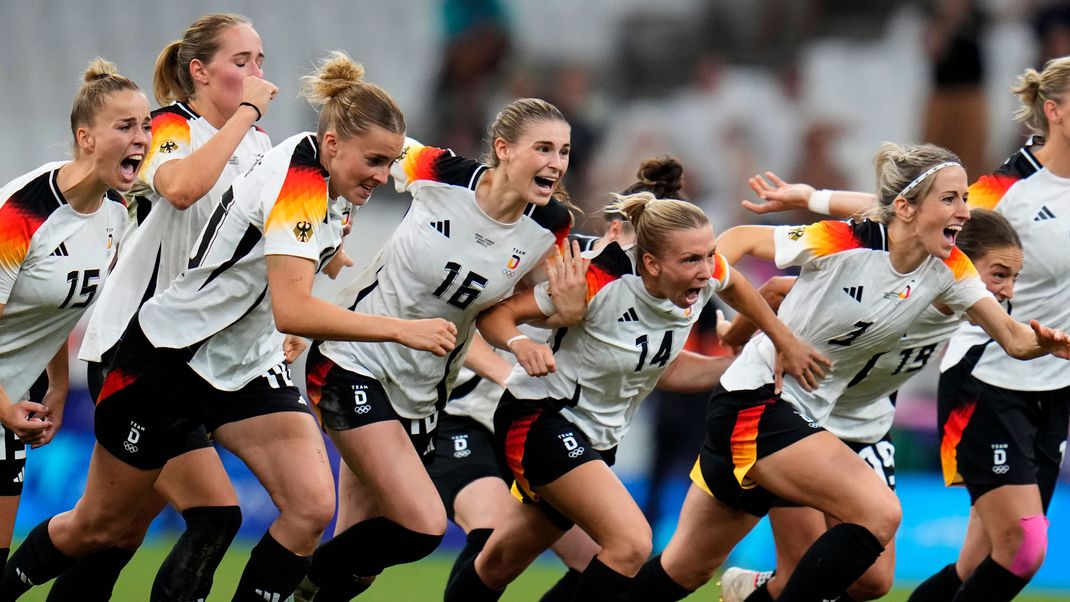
top-left (1010, 515), bottom-right (1049, 578)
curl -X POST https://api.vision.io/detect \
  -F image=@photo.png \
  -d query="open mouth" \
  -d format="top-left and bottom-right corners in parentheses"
top-left (120, 153), bottom-right (143, 180)
top-left (533, 175), bottom-right (557, 195)
top-left (684, 287), bottom-right (702, 304)
top-left (943, 224), bottom-right (962, 246)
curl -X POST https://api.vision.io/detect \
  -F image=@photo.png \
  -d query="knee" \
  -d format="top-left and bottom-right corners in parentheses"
top-left (848, 567), bottom-right (895, 600)
top-left (859, 494), bottom-right (901, 546)
top-left (601, 526), bottom-right (653, 575)
top-left (1002, 515), bottom-right (1049, 579)
top-left (279, 492), bottom-right (335, 537)
top-left (399, 502), bottom-right (447, 537)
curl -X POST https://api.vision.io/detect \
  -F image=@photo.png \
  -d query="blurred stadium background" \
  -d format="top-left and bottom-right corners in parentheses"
top-left (2, 0), bottom-right (1068, 599)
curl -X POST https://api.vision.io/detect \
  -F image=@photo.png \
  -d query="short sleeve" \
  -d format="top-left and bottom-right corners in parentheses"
top-left (140, 110), bottom-right (192, 194)
top-left (392, 137), bottom-right (486, 194)
top-left (773, 220), bottom-right (861, 269)
top-left (937, 248), bottom-right (992, 313)
top-left (0, 200), bottom-right (40, 304)
top-left (262, 164), bottom-right (330, 261)
top-left (709, 251), bottom-right (731, 292)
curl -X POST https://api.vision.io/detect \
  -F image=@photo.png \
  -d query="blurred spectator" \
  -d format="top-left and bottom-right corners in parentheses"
top-left (1033, 1), bottom-right (1070, 63)
top-left (431, 0), bottom-right (512, 156)
top-left (922, 0), bottom-right (989, 180)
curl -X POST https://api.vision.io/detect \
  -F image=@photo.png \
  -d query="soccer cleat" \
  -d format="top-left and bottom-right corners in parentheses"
top-left (718, 567), bottom-right (774, 602)
top-left (289, 575), bottom-right (318, 602)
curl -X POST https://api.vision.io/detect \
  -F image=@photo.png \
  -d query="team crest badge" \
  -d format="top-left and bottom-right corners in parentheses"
top-left (159, 140), bottom-right (178, 154)
top-left (293, 221), bottom-right (313, 242)
top-left (786, 225), bottom-right (806, 241)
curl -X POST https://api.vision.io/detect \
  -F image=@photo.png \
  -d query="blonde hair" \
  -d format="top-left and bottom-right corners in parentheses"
top-left (604, 191), bottom-right (708, 261)
top-left (1011, 56), bottom-right (1070, 137)
top-left (153, 13), bottom-right (250, 105)
top-left (70, 57), bottom-right (140, 137)
top-left (300, 51), bottom-right (405, 140)
top-left (871, 142), bottom-right (961, 223)
top-left (483, 97), bottom-right (579, 214)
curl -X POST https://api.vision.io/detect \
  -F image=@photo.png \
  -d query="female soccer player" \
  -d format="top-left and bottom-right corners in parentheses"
top-left (629, 142), bottom-right (1070, 602)
top-left (716, 209), bottom-right (1023, 602)
top-left (444, 191), bottom-right (827, 601)
top-left (0, 56), bottom-right (143, 585)
top-left (297, 98), bottom-right (576, 600)
top-left (432, 157), bottom-right (682, 602)
top-left (57, 14), bottom-right (277, 600)
top-left (0, 52), bottom-right (455, 602)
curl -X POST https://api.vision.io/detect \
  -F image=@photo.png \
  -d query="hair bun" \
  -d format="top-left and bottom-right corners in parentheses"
top-left (83, 57), bottom-right (119, 83)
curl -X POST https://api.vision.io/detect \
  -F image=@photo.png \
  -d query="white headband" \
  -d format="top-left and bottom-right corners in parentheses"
top-left (898, 162), bottom-right (960, 198)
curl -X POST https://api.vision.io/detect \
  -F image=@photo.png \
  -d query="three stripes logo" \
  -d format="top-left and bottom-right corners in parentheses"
top-left (843, 286), bottom-right (864, 302)
top-left (430, 220), bottom-right (451, 237)
top-left (1034, 205), bottom-right (1056, 221)
top-left (50, 242), bottom-right (68, 257)
top-left (254, 590), bottom-right (281, 602)
top-left (617, 307), bottom-right (639, 322)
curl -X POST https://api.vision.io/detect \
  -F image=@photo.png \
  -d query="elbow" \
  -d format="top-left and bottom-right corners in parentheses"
top-left (165, 193), bottom-right (200, 210)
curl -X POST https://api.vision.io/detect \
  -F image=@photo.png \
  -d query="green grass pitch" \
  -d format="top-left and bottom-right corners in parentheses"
top-left (17, 541), bottom-right (1070, 601)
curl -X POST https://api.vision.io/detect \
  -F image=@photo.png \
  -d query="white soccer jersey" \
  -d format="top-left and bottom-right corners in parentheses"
top-left (720, 220), bottom-right (990, 427)
top-left (138, 132), bottom-right (342, 390)
top-left (445, 324), bottom-right (550, 432)
top-left (825, 304), bottom-right (960, 443)
top-left (0, 163), bottom-right (127, 401)
top-left (80, 102), bottom-right (270, 362)
top-left (505, 242), bottom-right (732, 450)
top-left (941, 169), bottom-right (1070, 391)
top-left (319, 138), bottom-right (571, 419)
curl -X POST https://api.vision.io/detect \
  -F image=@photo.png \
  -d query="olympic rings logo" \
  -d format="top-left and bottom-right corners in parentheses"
top-left (454, 449), bottom-right (472, 459)
top-left (568, 447), bottom-right (585, 458)
top-left (353, 405), bottom-right (371, 415)
top-left (123, 441), bottom-right (138, 453)
top-left (992, 465), bottom-right (1010, 474)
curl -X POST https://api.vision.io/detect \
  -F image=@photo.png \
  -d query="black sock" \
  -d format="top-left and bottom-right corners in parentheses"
top-left (575, 556), bottom-right (633, 601)
top-left (449, 528), bottom-right (493, 588)
top-left (152, 505), bottom-right (242, 601)
top-left (443, 554), bottom-right (503, 602)
top-left (307, 517), bottom-right (442, 590)
top-left (540, 567), bottom-right (582, 602)
top-left (776, 523), bottom-right (884, 602)
top-left (46, 547), bottom-right (135, 602)
top-left (909, 563), bottom-right (962, 602)
top-left (232, 531), bottom-right (311, 602)
top-left (625, 554), bottom-right (692, 602)
top-left (0, 549), bottom-right (7, 584)
top-left (951, 556), bottom-right (1028, 602)
top-left (0, 518), bottom-right (77, 601)
top-left (744, 582), bottom-right (774, 602)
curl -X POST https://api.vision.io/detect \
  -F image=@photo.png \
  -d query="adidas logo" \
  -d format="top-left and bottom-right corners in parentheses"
top-left (617, 307), bottom-right (639, 322)
top-left (50, 242), bottom-right (68, 257)
top-left (13, 467), bottom-right (23, 483)
top-left (430, 220), bottom-right (451, 237)
top-left (843, 286), bottom-right (863, 302)
top-left (16, 568), bottom-right (32, 585)
top-left (254, 589), bottom-right (281, 602)
top-left (1034, 206), bottom-right (1056, 221)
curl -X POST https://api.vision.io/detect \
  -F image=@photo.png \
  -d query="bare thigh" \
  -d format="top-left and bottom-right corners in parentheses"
top-left (329, 421), bottom-right (446, 536)
top-left (453, 476), bottom-right (513, 533)
top-left (550, 525), bottom-right (601, 573)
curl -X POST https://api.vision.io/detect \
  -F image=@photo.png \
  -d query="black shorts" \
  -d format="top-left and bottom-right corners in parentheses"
top-left (0, 374), bottom-right (47, 496)
top-left (306, 345), bottom-right (439, 463)
top-left (938, 365), bottom-right (1070, 509)
top-left (88, 346), bottom-right (212, 458)
top-left (494, 391), bottom-right (615, 531)
top-left (692, 385), bottom-right (824, 517)
top-left (428, 413), bottom-right (511, 520)
top-left (95, 317), bottom-right (311, 470)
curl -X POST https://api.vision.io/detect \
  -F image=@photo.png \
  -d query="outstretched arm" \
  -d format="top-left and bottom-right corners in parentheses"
top-left (656, 351), bottom-right (734, 393)
top-left (743, 171), bottom-right (877, 219)
top-left (966, 296), bottom-right (1070, 360)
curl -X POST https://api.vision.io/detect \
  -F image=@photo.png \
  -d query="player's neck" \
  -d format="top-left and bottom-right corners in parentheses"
top-left (476, 169), bottom-right (526, 223)
top-left (885, 221), bottom-right (927, 274)
top-left (1033, 134), bottom-right (1070, 178)
top-left (56, 160), bottom-right (107, 214)
top-left (188, 98), bottom-right (229, 131)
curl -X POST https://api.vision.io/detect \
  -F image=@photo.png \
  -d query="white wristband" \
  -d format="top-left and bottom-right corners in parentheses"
top-left (506, 334), bottom-right (530, 348)
top-left (807, 189), bottom-right (833, 215)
